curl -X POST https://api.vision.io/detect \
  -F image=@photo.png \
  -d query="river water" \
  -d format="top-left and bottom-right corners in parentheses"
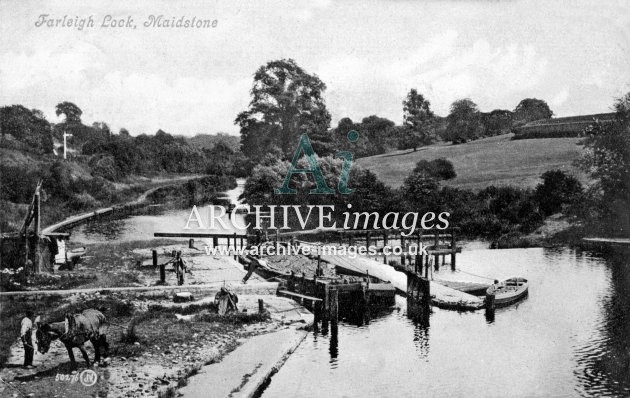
top-left (261, 247), bottom-right (630, 398)
top-left (70, 180), bottom-right (247, 245)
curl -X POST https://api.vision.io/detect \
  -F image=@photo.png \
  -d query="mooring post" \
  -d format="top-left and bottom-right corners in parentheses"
top-left (486, 292), bottom-right (496, 311)
top-left (383, 232), bottom-right (388, 264)
top-left (152, 249), bottom-right (158, 268)
top-left (317, 254), bottom-right (322, 276)
top-left (189, 238), bottom-right (195, 249)
top-left (420, 276), bottom-right (431, 309)
top-left (258, 299), bottom-right (264, 314)
top-left (213, 236), bottom-right (219, 248)
top-left (400, 235), bottom-right (406, 266)
top-left (451, 230), bottom-right (456, 270)
top-left (159, 261), bottom-right (166, 284)
top-left (329, 288), bottom-right (339, 325)
top-left (434, 233), bottom-right (440, 270)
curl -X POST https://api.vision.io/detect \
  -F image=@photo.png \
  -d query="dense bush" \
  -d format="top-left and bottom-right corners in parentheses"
top-left (533, 170), bottom-right (582, 216)
top-left (412, 158), bottom-right (456, 180)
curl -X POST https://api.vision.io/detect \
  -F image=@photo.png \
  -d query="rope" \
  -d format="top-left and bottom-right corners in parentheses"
top-left (454, 269), bottom-right (495, 281)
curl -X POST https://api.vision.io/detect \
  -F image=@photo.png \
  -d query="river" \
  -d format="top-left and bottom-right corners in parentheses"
top-left (261, 247), bottom-right (630, 398)
top-left (70, 179), bottom-right (247, 245)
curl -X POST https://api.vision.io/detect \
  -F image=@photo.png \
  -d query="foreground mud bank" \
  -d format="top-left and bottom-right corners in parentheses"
top-left (0, 239), bottom-right (314, 398)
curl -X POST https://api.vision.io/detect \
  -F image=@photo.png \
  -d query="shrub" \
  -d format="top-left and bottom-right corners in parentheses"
top-left (533, 170), bottom-right (583, 216)
top-left (412, 158), bottom-right (456, 180)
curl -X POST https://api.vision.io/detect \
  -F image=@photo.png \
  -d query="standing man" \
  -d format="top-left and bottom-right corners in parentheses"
top-left (20, 310), bottom-right (35, 368)
top-left (174, 251), bottom-right (190, 286)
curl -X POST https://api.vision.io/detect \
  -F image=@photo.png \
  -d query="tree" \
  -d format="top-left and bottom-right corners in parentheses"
top-left (236, 59), bottom-right (331, 163)
top-left (358, 115), bottom-right (395, 155)
top-left (579, 93), bottom-right (630, 235)
top-left (400, 89), bottom-right (435, 151)
top-left (444, 99), bottom-right (483, 144)
top-left (533, 170), bottom-right (582, 216)
top-left (401, 172), bottom-right (440, 213)
top-left (481, 109), bottom-right (513, 136)
top-left (513, 98), bottom-right (553, 126)
top-left (55, 101), bottom-right (83, 124)
top-left (0, 105), bottom-right (53, 154)
top-left (413, 158), bottom-right (457, 180)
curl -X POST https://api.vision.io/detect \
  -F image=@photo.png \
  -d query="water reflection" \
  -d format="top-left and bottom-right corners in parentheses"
top-left (261, 248), bottom-right (630, 398)
top-left (574, 251), bottom-right (630, 397)
top-left (80, 218), bottom-right (127, 241)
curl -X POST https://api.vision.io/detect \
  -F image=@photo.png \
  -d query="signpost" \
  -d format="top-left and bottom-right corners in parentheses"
top-left (63, 132), bottom-right (72, 160)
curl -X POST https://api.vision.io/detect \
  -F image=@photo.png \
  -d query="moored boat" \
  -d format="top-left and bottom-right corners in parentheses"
top-left (486, 277), bottom-right (528, 307)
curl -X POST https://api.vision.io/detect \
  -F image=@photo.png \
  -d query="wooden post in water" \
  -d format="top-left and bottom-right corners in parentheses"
top-left (400, 235), bottom-right (405, 266)
top-left (317, 254), bottom-right (322, 276)
top-left (434, 233), bottom-right (440, 271)
top-left (486, 292), bottom-right (496, 311)
top-left (383, 232), bottom-right (388, 264)
top-left (420, 276), bottom-right (431, 310)
top-left (329, 288), bottom-right (339, 325)
top-left (451, 230), bottom-right (456, 270)
top-left (152, 250), bottom-right (158, 268)
top-left (419, 232), bottom-right (425, 274)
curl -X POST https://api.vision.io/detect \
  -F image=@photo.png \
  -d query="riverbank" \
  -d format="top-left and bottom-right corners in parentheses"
top-left (0, 238), bottom-right (315, 398)
top-left (0, 291), bottom-right (310, 398)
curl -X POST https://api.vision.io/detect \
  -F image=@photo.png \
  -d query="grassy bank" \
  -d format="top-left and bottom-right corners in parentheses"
top-left (356, 134), bottom-right (588, 190)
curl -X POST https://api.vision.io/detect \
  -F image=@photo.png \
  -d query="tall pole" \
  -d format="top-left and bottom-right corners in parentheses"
top-left (63, 132), bottom-right (72, 160)
top-left (33, 188), bottom-right (41, 273)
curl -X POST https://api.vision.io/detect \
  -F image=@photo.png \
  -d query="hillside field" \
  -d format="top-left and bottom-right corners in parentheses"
top-left (356, 134), bottom-right (589, 190)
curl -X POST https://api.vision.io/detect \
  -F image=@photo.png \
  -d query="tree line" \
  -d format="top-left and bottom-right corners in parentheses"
top-left (236, 58), bottom-right (555, 161)
top-left (239, 92), bottom-right (630, 241)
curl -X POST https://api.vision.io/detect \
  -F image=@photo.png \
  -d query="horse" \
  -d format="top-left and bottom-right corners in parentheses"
top-left (36, 309), bottom-right (109, 368)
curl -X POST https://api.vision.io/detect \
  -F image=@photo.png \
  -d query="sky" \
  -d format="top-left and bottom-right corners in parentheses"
top-left (1, 0), bottom-right (629, 136)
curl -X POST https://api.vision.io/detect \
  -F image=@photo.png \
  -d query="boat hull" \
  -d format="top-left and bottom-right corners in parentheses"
top-left (486, 277), bottom-right (528, 307)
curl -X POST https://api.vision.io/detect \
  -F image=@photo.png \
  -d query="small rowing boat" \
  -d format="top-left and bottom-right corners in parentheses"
top-left (486, 277), bottom-right (528, 307)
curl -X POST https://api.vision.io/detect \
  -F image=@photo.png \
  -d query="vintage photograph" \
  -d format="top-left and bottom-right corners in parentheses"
top-left (1, 1), bottom-right (629, 397)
